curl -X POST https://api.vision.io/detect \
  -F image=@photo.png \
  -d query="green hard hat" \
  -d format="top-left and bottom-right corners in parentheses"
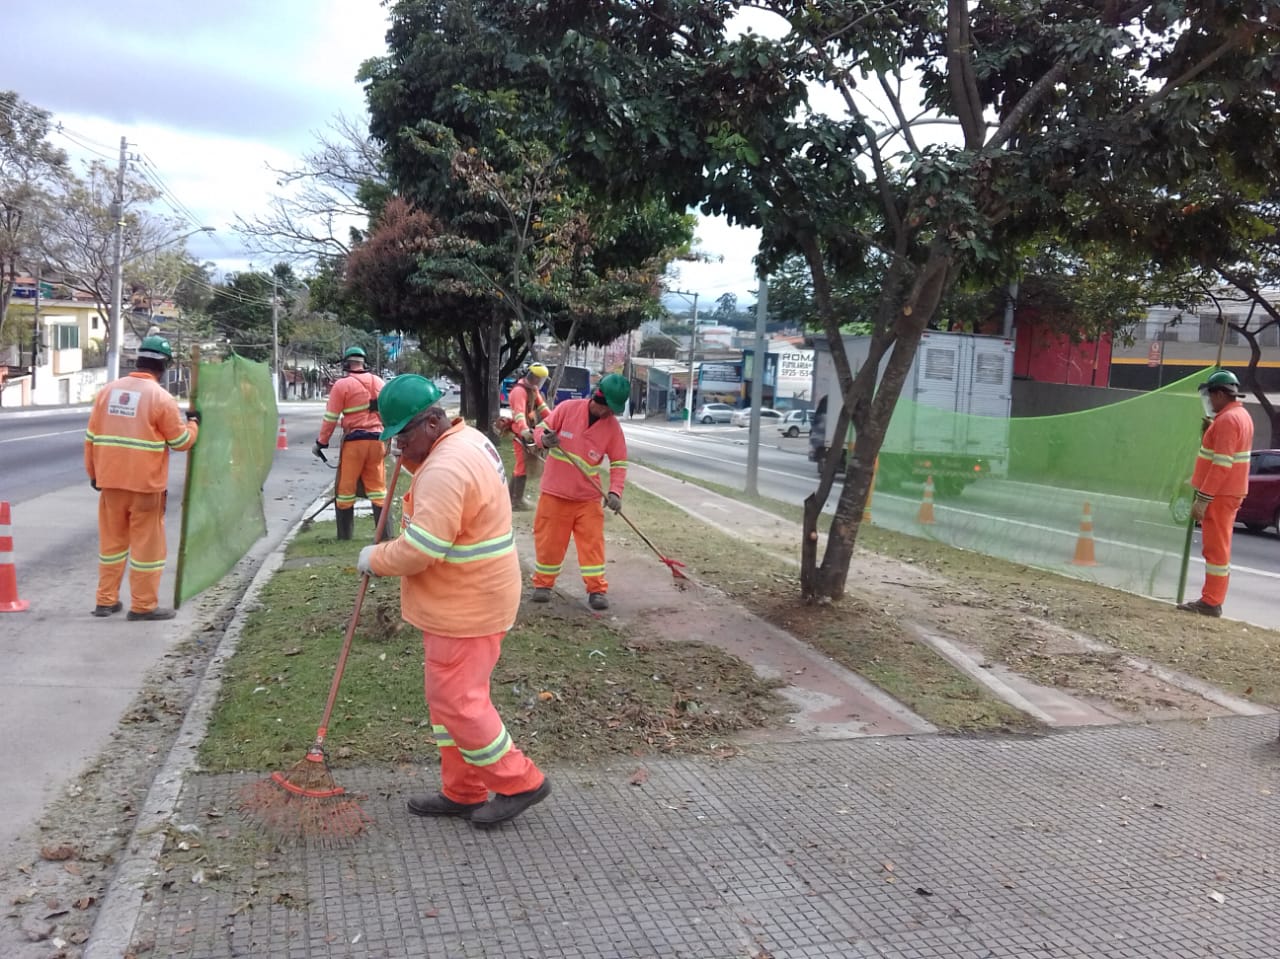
top-left (137, 335), bottom-right (173, 362)
top-left (342, 346), bottom-right (367, 362)
top-left (378, 375), bottom-right (444, 441)
top-left (596, 373), bottom-right (630, 414)
top-left (1201, 369), bottom-right (1242, 396)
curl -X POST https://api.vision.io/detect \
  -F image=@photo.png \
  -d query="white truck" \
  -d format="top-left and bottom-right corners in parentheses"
top-left (809, 330), bottom-right (1015, 496)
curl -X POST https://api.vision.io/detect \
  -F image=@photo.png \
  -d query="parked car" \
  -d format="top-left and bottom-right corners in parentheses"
top-left (1168, 449), bottom-right (1280, 534)
top-left (731, 407), bottom-right (782, 427)
top-left (776, 409), bottom-right (813, 438)
top-left (695, 402), bottom-right (734, 424)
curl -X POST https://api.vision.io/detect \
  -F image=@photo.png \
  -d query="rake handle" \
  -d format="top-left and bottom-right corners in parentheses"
top-left (312, 455), bottom-right (403, 748)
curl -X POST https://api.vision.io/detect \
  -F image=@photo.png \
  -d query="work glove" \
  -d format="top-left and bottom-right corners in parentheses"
top-left (185, 409), bottom-right (201, 424)
top-left (357, 545), bottom-right (378, 577)
top-left (540, 431), bottom-right (559, 449)
top-left (605, 491), bottom-right (622, 513)
top-left (312, 440), bottom-right (328, 459)
top-left (520, 429), bottom-right (535, 445)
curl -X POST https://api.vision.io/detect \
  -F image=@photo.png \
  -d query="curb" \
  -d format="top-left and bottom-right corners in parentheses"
top-left (83, 489), bottom-right (330, 958)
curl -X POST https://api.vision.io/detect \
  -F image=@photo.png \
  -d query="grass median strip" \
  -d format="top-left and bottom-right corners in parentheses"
top-left (199, 523), bottom-right (786, 773)
top-left (597, 481), bottom-right (1035, 733)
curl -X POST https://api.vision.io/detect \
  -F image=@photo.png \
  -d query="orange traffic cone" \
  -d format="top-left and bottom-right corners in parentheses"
top-left (0, 501), bottom-right (30, 613)
top-left (276, 417), bottom-right (289, 451)
top-left (1071, 501), bottom-right (1098, 566)
top-left (917, 474), bottom-right (936, 525)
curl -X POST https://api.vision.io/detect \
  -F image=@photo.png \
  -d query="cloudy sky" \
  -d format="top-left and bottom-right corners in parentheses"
top-left (2, 0), bottom-right (761, 306)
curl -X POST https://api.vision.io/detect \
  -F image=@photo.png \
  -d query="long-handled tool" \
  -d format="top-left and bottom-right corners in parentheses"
top-left (300, 447), bottom-right (341, 526)
top-left (238, 456), bottom-right (404, 841)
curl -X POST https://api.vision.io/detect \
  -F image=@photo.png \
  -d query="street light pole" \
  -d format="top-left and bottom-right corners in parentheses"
top-left (106, 136), bottom-right (128, 381)
top-left (666, 290), bottom-right (699, 431)
top-left (271, 273), bottom-right (280, 400)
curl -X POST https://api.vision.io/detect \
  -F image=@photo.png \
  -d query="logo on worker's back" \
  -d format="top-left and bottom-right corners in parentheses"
top-left (108, 389), bottom-right (140, 418)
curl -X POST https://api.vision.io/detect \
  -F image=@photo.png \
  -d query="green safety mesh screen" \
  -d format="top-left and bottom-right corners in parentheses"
top-left (174, 355), bottom-right (278, 606)
top-left (860, 370), bottom-right (1207, 600)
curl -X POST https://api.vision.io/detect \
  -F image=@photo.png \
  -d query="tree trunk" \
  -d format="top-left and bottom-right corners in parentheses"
top-left (809, 243), bottom-right (953, 601)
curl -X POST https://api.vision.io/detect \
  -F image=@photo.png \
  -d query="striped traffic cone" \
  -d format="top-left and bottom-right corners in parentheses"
top-left (1071, 501), bottom-right (1098, 566)
top-left (0, 501), bottom-right (30, 613)
top-left (276, 417), bottom-right (289, 450)
top-left (917, 474), bottom-right (936, 525)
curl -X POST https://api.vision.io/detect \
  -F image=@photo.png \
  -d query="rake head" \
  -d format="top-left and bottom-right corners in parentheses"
top-left (237, 747), bottom-right (370, 842)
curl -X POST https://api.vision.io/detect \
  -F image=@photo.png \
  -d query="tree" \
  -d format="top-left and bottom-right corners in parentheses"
top-left (471, 0), bottom-right (1280, 601)
top-left (0, 92), bottom-right (68, 343)
top-left (206, 265), bottom-right (298, 363)
top-left (361, 0), bottom-right (693, 429)
top-left (639, 335), bottom-right (678, 359)
top-left (236, 113), bottom-right (389, 264)
top-left (41, 159), bottom-right (179, 351)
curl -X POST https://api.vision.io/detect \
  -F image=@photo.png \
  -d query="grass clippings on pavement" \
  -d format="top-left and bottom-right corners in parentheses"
top-left (198, 520), bottom-right (786, 774)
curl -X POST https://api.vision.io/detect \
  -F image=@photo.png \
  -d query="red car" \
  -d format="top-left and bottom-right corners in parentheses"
top-left (1170, 450), bottom-right (1280, 534)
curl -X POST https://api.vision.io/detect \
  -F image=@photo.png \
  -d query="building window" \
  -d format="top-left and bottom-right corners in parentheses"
top-left (92, 315), bottom-right (100, 330)
top-left (55, 325), bottom-right (80, 350)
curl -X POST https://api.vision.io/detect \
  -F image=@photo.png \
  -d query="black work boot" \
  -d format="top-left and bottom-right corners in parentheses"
top-left (1176, 598), bottom-right (1223, 618)
top-left (335, 508), bottom-right (355, 541)
top-left (530, 587), bottom-right (552, 603)
top-left (92, 602), bottom-right (123, 618)
top-left (588, 593), bottom-right (609, 611)
top-left (470, 779), bottom-right (551, 829)
top-left (406, 792), bottom-right (486, 818)
top-left (127, 607), bottom-right (176, 621)
top-left (509, 475), bottom-right (529, 512)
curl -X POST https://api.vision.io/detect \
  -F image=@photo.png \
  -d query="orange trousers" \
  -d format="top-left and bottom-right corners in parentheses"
top-left (423, 630), bottom-right (544, 804)
top-left (532, 493), bottom-right (607, 594)
top-left (511, 435), bottom-right (531, 478)
top-left (96, 488), bottom-right (167, 613)
top-left (336, 439), bottom-right (386, 510)
top-left (1199, 495), bottom-right (1243, 607)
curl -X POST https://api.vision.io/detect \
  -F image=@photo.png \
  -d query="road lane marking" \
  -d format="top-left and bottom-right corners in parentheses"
top-left (0, 428), bottom-right (86, 444)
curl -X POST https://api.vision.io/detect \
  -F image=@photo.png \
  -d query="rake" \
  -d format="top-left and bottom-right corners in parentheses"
top-left (238, 456), bottom-right (403, 841)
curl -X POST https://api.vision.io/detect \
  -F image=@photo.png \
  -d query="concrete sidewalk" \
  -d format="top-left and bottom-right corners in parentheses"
top-left (89, 466), bottom-right (1280, 959)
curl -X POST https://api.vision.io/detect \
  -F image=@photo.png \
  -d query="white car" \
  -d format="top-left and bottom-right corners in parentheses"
top-left (696, 402), bottom-right (734, 424)
top-left (731, 407), bottom-right (782, 427)
top-left (776, 409), bottom-right (814, 437)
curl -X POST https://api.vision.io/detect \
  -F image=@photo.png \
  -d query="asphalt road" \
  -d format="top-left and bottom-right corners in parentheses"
top-left (0, 405), bottom-right (94, 504)
top-left (622, 419), bottom-right (1280, 630)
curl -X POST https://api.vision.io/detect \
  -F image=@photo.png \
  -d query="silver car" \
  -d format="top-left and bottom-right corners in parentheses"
top-left (695, 402), bottom-right (734, 424)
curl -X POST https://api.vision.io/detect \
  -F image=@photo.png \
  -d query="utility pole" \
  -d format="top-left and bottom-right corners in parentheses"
top-left (31, 257), bottom-right (41, 392)
top-left (106, 136), bottom-right (128, 381)
top-left (682, 292), bottom-right (699, 432)
top-left (746, 275), bottom-right (768, 496)
top-left (271, 272), bottom-right (280, 400)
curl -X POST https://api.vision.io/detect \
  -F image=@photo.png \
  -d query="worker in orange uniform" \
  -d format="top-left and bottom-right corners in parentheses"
top-left (84, 336), bottom-right (198, 621)
top-left (314, 346), bottom-right (387, 541)
top-left (530, 373), bottom-right (630, 611)
top-left (1178, 370), bottom-right (1255, 617)
top-left (357, 375), bottom-right (549, 828)
top-left (506, 362), bottom-right (551, 511)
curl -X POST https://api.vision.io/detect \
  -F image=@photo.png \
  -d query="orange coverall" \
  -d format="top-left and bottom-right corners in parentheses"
top-left (507, 379), bottom-right (551, 478)
top-left (1191, 400), bottom-right (1254, 607)
top-left (84, 371), bottom-right (198, 613)
top-left (319, 371), bottom-right (387, 509)
top-left (369, 420), bottom-right (543, 805)
top-left (531, 398), bottom-right (629, 595)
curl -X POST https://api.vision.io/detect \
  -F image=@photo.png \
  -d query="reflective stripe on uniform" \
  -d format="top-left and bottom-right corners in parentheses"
top-left (166, 429), bottom-right (192, 448)
top-left (432, 724), bottom-right (456, 749)
top-left (128, 557), bottom-right (166, 572)
top-left (579, 564), bottom-right (605, 577)
top-left (443, 532), bottom-right (515, 564)
top-left (341, 403), bottom-right (370, 415)
top-left (323, 411), bottom-right (340, 422)
top-left (548, 447), bottom-right (605, 478)
top-left (86, 431), bottom-right (167, 452)
top-left (609, 459), bottom-right (630, 469)
top-left (405, 523), bottom-right (452, 560)
top-left (99, 548), bottom-right (129, 566)
top-left (459, 726), bottom-right (512, 767)
top-left (535, 561), bottom-right (563, 575)
top-left (1205, 562), bottom-right (1230, 578)
top-left (336, 493), bottom-right (359, 505)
